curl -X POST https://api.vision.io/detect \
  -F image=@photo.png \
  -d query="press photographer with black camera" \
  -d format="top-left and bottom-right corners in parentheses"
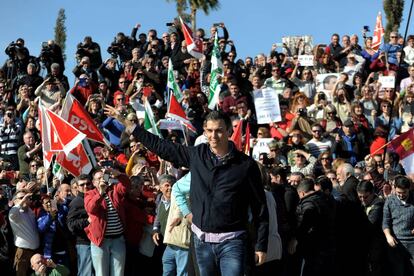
top-left (38, 40), bottom-right (65, 74)
top-left (76, 36), bottom-right (102, 71)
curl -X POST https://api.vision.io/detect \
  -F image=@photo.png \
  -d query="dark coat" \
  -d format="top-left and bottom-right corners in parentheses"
top-left (133, 126), bottom-right (269, 252)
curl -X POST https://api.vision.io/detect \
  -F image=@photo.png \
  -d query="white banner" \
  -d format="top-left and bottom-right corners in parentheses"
top-left (298, 55), bottom-right (314, 66)
top-left (253, 88), bottom-right (281, 124)
top-left (158, 119), bottom-right (183, 131)
top-left (378, 76), bottom-right (395, 89)
top-left (251, 138), bottom-right (274, 161)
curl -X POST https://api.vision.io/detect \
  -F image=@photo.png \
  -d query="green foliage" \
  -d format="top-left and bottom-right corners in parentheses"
top-left (383, 0), bottom-right (405, 42)
top-left (166, 0), bottom-right (220, 30)
top-left (54, 8), bottom-right (67, 60)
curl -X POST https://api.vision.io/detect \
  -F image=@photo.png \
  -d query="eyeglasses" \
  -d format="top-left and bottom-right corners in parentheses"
top-left (119, 81), bottom-right (126, 84)
top-left (321, 157), bottom-right (330, 160)
top-left (296, 155), bottom-right (305, 158)
top-left (30, 164), bottom-right (38, 167)
top-left (390, 36), bottom-right (398, 38)
top-left (312, 129), bottom-right (321, 133)
top-left (257, 132), bottom-right (263, 135)
top-left (78, 182), bottom-right (91, 187)
top-left (116, 98), bottom-right (125, 101)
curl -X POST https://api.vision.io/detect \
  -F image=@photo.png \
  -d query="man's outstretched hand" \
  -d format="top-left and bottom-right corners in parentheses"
top-left (104, 105), bottom-right (136, 134)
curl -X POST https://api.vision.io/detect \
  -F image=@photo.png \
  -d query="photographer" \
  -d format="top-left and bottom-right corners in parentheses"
top-left (44, 63), bottom-right (69, 92)
top-left (98, 58), bottom-right (121, 92)
top-left (38, 40), bottom-right (65, 74)
top-left (76, 36), bottom-right (102, 71)
top-left (107, 32), bottom-right (136, 63)
top-left (34, 77), bottom-right (65, 108)
top-left (84, 168), bottom-right (130, 276)
top-left (72, 56), bottom-right (99, 84)
top-left (3, 38), bottom-right (31, 79)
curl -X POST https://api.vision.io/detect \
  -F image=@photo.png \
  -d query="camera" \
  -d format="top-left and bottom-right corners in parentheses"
top-left (0, 161), bottom-right (12, 171)
top-left (363, 25), bottom-right (370, 32)
top-left (213, 23), bottom-right (221, 27)
top-left (166, 23), bottom-right (174, 26)
top-left (298, 108), bottom-right (307, 116)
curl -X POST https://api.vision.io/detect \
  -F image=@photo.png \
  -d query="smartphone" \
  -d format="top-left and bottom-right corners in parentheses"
top-left (101, 160), bottom-right (114, 168)
top-left (363, 25), bottom-right (370, 32)
top-left (166, 23), bottom-right (173, 26)
top-left (103, 173), bottom-right (110, 183)
top-left (213, 23), bottom-right (221, 27)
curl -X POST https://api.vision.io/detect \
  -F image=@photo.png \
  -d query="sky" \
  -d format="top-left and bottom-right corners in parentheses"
top-left (1, 0), bottom-right (413, 85)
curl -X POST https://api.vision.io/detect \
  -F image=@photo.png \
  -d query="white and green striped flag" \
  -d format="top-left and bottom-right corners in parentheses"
top-left (52, 162), bottom-right (65, 181)
top-left (167, 59), bottom-right (183, 102)
top-left (208, 32), bottom-right (223, 109)
top-left (144, 99), bottom-right (162, 138)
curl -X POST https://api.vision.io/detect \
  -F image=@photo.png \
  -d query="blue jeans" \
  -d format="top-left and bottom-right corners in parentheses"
top-left (76, 244), bottom-right (93, 276)
top-left (162, 245), bottom-right (189, 276)
top-left (91, 236), bottom-right (126, 276)
top-left (193, 234), bottom-right (246, 276)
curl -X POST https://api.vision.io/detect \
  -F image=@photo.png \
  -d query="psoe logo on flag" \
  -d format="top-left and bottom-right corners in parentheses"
top-left (402, 138), bottom-right (413, 152)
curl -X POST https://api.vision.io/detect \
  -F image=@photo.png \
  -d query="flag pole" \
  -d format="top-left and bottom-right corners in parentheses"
top-left (385, 0), bottom-right (414, 155)
top-left (370, 139), bottom-right (394, 157)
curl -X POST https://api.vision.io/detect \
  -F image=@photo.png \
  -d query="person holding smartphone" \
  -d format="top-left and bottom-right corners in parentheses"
top-left (84, 168), bottom-right (130, 276)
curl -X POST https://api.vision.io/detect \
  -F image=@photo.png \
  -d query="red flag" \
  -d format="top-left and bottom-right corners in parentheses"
top-left (39, 105), bottom-right (54, 169)
top-left (166, 93), bottom-right (197, 133)
top-left (179, 17), bottom-right (204, 59)
top-left (372, 12), bottom-right (384, 52)
top-left (231, 120), bottom-right (243, 151)
top-left (56, 142), bottom-right (92, 177)
top-left (388, 128), bottom-right (414, 174)
top-left (61, 93), bottom-right (109, 145)
top-left (244, 122), bottom-right (251, 155)
top-left (45, 108), bottom-right (86, 155)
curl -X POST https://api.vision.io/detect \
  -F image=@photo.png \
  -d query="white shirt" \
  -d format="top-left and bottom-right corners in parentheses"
top-left (9, 205), bottom-right (39, 249)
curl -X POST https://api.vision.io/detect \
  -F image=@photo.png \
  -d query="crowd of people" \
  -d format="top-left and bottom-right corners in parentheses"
top-left (1, 17), bottom-right (414, 276)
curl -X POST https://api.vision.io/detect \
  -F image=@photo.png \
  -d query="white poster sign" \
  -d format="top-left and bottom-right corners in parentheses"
top-left (253, 88), bottom-right (281, 124)
top-left (158, 119), bottom-right (183, 130)
top-left (378, 76), bottom-right (395, 89)
top-left (298, 55), bottom-right (314, 66)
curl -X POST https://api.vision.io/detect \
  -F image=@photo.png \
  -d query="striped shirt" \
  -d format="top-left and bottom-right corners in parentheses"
top-left (103, 194), bottom-right (124, 237)
top-left (0, 123), bottom-right (21, 156)
top-left (306, 138), bottom-right (332, 158)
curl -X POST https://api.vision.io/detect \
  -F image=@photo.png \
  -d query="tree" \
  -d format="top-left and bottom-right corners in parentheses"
top-left (167, 0), bottom-right (220, 32)
top-left (383, 0), bottom-right (405, 42)
top-left (54, 8), bottom-right (67, 60)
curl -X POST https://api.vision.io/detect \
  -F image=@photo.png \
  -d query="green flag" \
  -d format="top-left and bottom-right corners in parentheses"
top-left (144, 100), bottom-right (162, 138)
top-left (168, 59), bottom-right (183, 102)
top-left (208, 32), bottom-right (223, 109)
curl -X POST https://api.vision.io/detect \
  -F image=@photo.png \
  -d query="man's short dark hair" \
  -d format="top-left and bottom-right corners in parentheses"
top-left (76, 174), bottom-right (91, 184)
top-left (394, 176), bottom-right (411, 190)
top-left (130, 175), bottom-right (144, 186)
top-left (204, 111), bottom-right (232, 131)
top-left (357, 180), bottom-right (374, 193)
top-left (297, 178), bottom-right (315, 193)
top-left (315, 176), bottom-right (333, 192)
top-left (269, 166), bottom-right (286, 180)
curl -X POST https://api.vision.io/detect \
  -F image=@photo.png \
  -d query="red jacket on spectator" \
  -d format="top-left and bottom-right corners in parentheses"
top-left (84, 174), bottom-right (130, 247)
top-left (70, 83), bottom-right (97, 106)
top-left (222, 95), bottom-right (247, 115)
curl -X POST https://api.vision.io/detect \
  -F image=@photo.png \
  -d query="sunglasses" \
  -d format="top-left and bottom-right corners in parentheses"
top-left (116, 98), bottom-right (125, 101)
